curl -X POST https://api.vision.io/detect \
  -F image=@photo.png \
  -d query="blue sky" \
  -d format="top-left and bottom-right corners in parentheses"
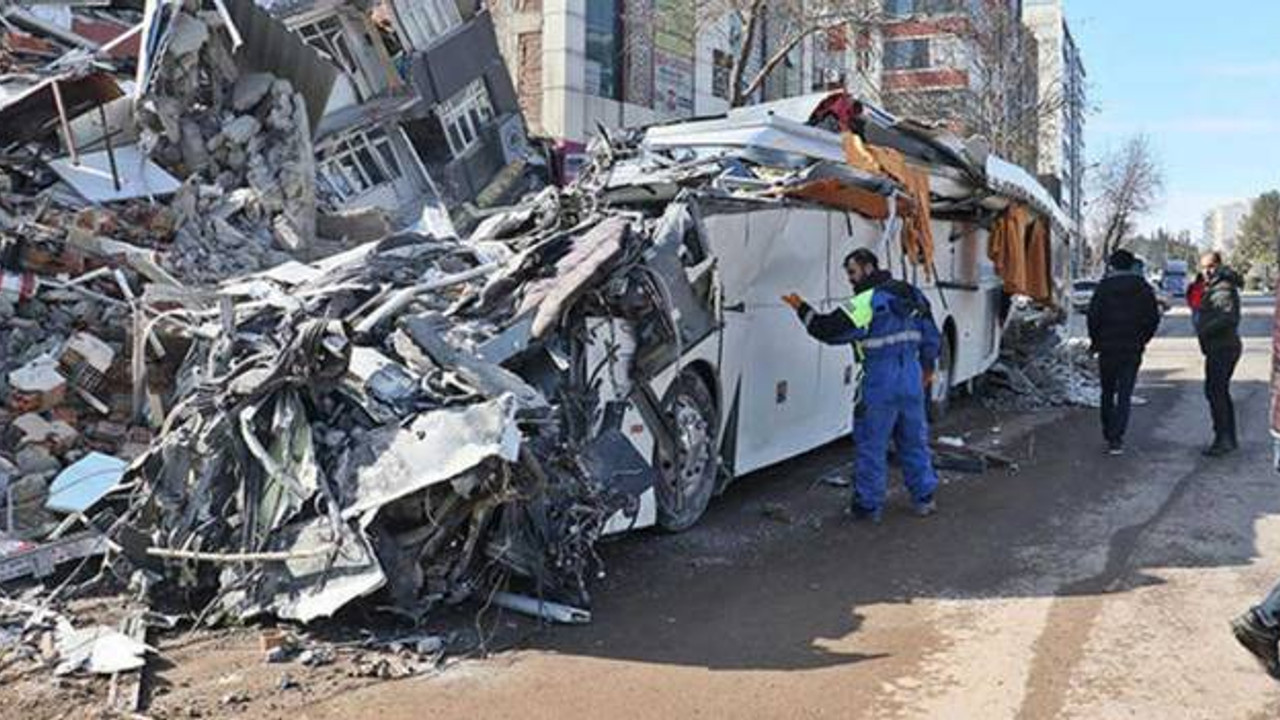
top-left (1067, 0), bottom-right (1280, 239)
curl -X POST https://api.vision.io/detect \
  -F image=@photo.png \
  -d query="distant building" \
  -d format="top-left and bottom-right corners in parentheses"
top-left (489, 2), bottom-right (885, 152)
top-left (1022, 0), bottom-right (1086, 243)
top-left (491, 0), bottom-right (735, 146)
top-left (1203, 201), bottom-right (1251, 255)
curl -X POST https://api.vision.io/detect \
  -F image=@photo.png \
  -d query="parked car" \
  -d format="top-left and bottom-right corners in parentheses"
top-left (1071, 279), bottom-right (1099, 312)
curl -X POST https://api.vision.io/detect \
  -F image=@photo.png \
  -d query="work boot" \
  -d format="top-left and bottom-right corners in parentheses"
top-left (914, 496), bottom-right (938, 518)
top-left (847, 495), bottom-right (882, 525)
top-left (1231, 610), bottom-right (1280, 680)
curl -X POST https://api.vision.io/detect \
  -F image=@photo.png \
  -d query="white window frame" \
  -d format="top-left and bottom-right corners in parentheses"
top-left (317, 128), bottom-right (404, 203)
top-left (391, 0), bottom-right (462, 50)
top-left (295, 14), bottom-right (374, 100)
top-left (438, 79), bottom-right (495, 159)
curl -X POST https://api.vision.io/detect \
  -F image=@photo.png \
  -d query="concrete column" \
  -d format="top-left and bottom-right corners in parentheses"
top-left (542, 0), bottom-right (586, 141)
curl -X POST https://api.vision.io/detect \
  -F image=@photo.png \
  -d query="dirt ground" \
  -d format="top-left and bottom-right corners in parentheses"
top-left (6, 299), bottom-right (1280, 719)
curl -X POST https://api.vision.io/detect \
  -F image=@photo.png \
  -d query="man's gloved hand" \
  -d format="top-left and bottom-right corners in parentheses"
top-left (781, 293), bottom-right (804, 310)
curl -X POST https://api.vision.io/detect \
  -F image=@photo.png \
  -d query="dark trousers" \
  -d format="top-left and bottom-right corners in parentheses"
top-left (1205, 345), bottom-right (1242, 444)
top-left (1099, 351), bottom-right (1142, 444)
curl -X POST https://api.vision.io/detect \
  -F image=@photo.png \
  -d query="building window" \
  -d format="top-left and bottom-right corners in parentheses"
top-left (585, 0), bottom-right (621, 100)
top-left (439, 79), bottom-right (495, 158)
top-left (883, 0), bottom-right (962, 15)
top-left (391, 0), bottom-right (462, 50)
top-left (318, 128), bottom-right (404, 202)
top-left (712, 49), bottom-right (733, 100)
top-left (296, 16), bottom-right (361, 77)
top-left (883, 38), bottom-right (929, 70)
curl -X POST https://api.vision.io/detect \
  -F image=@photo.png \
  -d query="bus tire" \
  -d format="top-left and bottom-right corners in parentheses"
top-left (655, 370), bottom-right (719, 532)
top-left (929, 329), bottom-right (955, 423)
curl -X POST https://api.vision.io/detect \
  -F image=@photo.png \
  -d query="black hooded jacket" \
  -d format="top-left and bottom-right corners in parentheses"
top-left (1196, 267), bottom-right (1243, 354)
top-left (1087, 271), bottom-right (1161, 355)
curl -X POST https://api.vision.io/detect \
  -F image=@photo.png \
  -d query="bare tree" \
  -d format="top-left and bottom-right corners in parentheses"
top-left (696, 0), bottom-right (883, 108)
top-left (1091, 135), bottom-right (1164, 263)
top-left (877, 2), bottom-right (1064, 168)
top-left (1233, 191), bottom-right (1280, 273)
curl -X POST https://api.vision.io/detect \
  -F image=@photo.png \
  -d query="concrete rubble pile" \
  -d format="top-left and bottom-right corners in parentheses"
top-left (0, 1), bottom-right (332, 589)
top-left (134, 5), bottom-right (319, 283)
top-left (982, 299), bottom-right (1100, 410)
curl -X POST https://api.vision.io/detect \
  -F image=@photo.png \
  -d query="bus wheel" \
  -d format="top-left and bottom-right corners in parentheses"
top-left (929, 331), bottom-right (954, 422)
top-left (656, 371), bottom-right (719, 532)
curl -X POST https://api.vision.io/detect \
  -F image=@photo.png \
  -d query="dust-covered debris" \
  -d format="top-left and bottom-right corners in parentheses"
top-left (981, 300), bottom-right (1101, 411)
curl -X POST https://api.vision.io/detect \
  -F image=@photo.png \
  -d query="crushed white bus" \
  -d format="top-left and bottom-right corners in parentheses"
top-left (492, 91), bottom-right (1073, 532)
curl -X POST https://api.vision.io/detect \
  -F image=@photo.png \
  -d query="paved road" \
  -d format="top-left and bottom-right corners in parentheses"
top-left (310, 296), bottom-right (1280, 720)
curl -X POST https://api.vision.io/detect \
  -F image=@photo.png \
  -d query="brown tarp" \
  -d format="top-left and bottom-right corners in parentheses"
top-left (773, 178), bottom-right (908, 220)
top-left (989, 203), bottom-right (1054, 304)
top-left (1025, 215), bottom-right (1053, 303)
top-left (842, 132), bottom-right (935, 278)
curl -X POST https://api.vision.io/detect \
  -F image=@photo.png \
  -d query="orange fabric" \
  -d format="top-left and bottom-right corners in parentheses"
top-left (990, 204), bottom-right (1031, 295)
top-left (841, 132), bottom-right (881, 175)
top-left (867, 146), bottom-right (935, 279)
top-left (989, 204), bottom-right (1054, 303)
top-left (774, 178), bottom-right (892, 219)
top-left (1024, 216), bottom-right (1053, 303)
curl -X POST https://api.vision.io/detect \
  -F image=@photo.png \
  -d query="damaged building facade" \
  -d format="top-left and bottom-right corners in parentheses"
top-left (262, 0), bottom-right (538, 227)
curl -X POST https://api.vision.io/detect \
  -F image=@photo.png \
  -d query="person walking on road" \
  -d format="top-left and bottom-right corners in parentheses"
top-left (1087, 249), bottom-right (1161, 455)
top-left (1232, 584), bottom-right (1280, 679)
top-left (782, 249), bottom-right (942, 523)
top-left (1196, 251), bottom-right (1243, 456)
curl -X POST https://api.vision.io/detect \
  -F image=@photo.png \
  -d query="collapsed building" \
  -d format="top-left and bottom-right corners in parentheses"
top-left (0, 0), bottom-right (1077, 698)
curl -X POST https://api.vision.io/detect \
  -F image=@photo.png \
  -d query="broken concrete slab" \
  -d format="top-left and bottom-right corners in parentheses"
top-left (222, 115), bottom-right (261, 145)
top-left (12, 414), bottom-right (78, 451)
top-left (8, 357), bottom-right (67, 412)
top-left (166, 12), bottom-right (209, 58)
top-left (16, 446), bottom-right (61, 476)
top-left (232, 72), bottom-right (274, 112)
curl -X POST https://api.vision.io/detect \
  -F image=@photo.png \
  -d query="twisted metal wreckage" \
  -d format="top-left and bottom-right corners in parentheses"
top-left (0, 3), bottom-right (1074, 632)
top-left (108, 98), bottom-right (1071, 625)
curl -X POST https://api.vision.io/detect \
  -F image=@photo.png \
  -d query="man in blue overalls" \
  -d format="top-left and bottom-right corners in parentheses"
top-left (783, 248), bottom-right (942, 523)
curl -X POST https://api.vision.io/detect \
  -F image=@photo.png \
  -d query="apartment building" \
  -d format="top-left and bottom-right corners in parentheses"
top-left (879, 0), bottom-right (1041, 171)
top-left (491, 0), bottom-right (891, 160)
top-left (491, 0), bottom-right (730, 146)
top-left (1023, 0), bottom-right (1086, 241)
top-left (261, 0), bottom-right (535, 225)
top-left (1204, 201), bottom-right (1251, 255)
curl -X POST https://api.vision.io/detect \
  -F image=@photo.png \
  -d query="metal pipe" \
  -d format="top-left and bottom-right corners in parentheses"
top-left (50, 80), bottom-right (78, 166)
top-left (98, 103), bottom-right (120, 191)
top-left (490, 591), bottom-right (591, 624)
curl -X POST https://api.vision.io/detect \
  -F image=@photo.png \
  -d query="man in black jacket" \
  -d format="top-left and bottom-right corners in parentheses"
top-left (1196, 251), bottom-right (1244, 456)
top-left (1088, 249), bottom-right (1161, 455)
